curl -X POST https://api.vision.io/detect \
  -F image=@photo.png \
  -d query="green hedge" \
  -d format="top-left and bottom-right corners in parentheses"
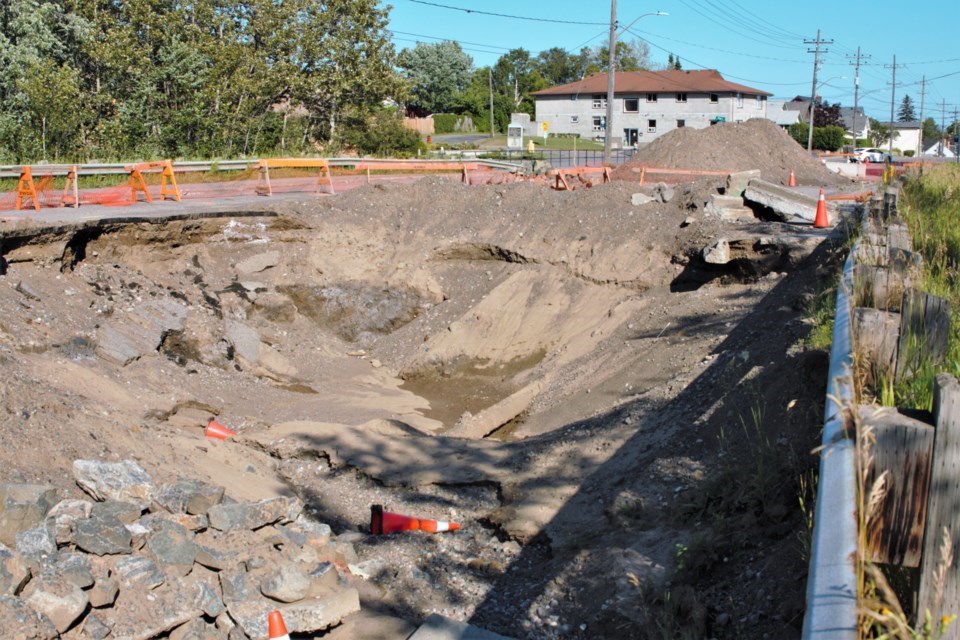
top-left (433, 114), bottom-right (459, 134)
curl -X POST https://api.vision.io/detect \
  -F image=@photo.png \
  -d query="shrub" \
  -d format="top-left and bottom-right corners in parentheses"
top-left (904, 150), bottom-right (915, 157)
top-left (341, 109), bottom-right (424, 157)
top-left (788, 123), bottom-right (847, 151)
top-left (432, 114), bottom-right (458, 134)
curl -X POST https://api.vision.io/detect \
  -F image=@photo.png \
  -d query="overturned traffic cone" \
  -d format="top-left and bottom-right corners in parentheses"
top-left (371, 504), bottom-right (460, 535)
top-left (268, 610), bottom-right (290, 640)
top-left (788, 171), bottom-right (796, 187)
top-left (813, 189), bottom-right (829, 228)
top-left (205, 418), bottom-right (237, 440)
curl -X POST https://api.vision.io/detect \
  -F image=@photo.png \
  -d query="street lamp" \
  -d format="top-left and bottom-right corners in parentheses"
top-left (604, 8), bottom-right (668, 163)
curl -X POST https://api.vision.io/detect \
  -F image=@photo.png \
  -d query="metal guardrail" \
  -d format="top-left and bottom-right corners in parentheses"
top-left (0, 157), bottom-right (525, 180)
top-left (802, 234), bottom-right (860, 639)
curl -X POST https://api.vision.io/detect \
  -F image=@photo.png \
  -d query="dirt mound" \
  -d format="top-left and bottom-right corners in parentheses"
top-left (610, 118), bottom-right (850, 187)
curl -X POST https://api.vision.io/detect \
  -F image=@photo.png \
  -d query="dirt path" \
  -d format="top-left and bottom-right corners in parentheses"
top-left (0, 174), bottom-right (848, 638)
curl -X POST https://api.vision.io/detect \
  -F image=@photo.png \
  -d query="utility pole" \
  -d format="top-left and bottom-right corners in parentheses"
top-left (918, 76), bottom-right (926, 157)
top-left (603, 0), bottom-right (617, 164)
top-left (884, 55), bottom-right (903, 157)
top-left (941, 98), bottom-right (947, 157)
top-left (488, 68), bottom-right (494, 137)
top-left (955, 108), bottom-right (959, 163)
top-left (805, 30), bottom-right (832, 152)
top-left (847, 47), bottom-right (870, 149)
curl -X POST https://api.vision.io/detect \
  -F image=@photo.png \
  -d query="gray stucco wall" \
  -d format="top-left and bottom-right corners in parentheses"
top-left (534, 92), bottom-right (769, 145)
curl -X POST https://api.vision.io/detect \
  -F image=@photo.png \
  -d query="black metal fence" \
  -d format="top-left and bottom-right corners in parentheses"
top-left (477, 149), bottom-right (636, 169)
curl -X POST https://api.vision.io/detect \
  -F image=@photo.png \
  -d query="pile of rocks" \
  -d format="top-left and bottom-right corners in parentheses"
top-left (0, 460), bottom-right (360, 639)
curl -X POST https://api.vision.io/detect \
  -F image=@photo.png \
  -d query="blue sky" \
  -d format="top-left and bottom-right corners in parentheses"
top-left (383, 0), bottom-right (960, 122)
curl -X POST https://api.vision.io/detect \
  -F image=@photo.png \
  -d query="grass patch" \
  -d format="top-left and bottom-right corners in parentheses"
top-left (887, 166), bottom-right (960, 410)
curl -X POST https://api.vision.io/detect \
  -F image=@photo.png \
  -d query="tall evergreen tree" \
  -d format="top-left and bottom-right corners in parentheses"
top-left (897, 94), bottom-right (917, 122)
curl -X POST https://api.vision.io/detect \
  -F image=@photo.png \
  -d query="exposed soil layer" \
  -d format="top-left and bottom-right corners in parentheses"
top-left (0, 174), bottom-right (851, 639)
top-left (611, 118), bottom-right (853, 187)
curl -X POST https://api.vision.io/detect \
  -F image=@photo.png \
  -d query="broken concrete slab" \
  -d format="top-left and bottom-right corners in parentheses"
top-left (743, 179), bottom-right (825, 223)
top-left (704, 195), bottom-right (755, 222)
top-left (725, 170), bottom-right (761, 197)
top-left (630, 193), bottom-right (657, 206)
top-left (408, 613), bottom-right (517, 640)
top-left (0, 544), bottom-right (29, 596)
top-left (228, 588), bottom-right (360, 638)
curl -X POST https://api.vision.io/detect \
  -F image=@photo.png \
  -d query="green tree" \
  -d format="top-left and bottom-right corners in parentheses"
top-left (869, 118), bottom-right (892, 147)
top-left (897, 94), bottom-right (917, 122)
top-left (17, 61), bottom-right (83, 160)
top-left (397, 40), bottom-right (473, 113)
top-left (492, 48), bottom-right (548, 111)
top-left (592, 38), bottom-right (652, 72)
top-left (535, 47), bottom-right (589, 86)
top-left (667, 53), bottom-right (682, 70)
top-left (922, 117), bottom-right (941, 146)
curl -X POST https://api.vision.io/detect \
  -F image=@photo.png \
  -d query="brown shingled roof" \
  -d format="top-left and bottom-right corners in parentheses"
top-left (531, 70), bottom-right (772, 98)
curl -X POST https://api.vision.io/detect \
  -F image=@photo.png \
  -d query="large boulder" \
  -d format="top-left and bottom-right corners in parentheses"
top-left (73, 460), bottom-right (157, 505)
top-left (0, 484), bottom-right (59, 547)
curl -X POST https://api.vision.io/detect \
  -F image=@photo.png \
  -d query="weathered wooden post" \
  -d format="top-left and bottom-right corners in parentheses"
top-left (917, 375), bottom-right (960, 634)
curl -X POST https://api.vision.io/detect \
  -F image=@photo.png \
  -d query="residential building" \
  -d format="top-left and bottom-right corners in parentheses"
top-left (883, 121), bottom-right (922, 155)
top-left (922, 139), bottom-right (956, 158)
top-left (531, 70), bottom-right (772, 146)
top-left (767, 100), bottom-right (801, 129)
top-left (839, 106), bottom-right (870, 142)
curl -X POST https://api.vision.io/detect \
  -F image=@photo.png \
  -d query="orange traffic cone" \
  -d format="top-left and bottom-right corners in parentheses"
top-left (370, 505), bottom-right (460, 535)
top-left (205, 419), bottom-right (237, 440)
top-left (814, 189), bottom-right (829, 228)
top-left (268, 610), bottom-right (290, 640)
top-left (788, 171), bottom-right (796, 187)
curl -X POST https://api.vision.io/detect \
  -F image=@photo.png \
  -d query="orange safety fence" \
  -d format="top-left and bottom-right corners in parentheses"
top-left (824, 191), bottom-right (873, 202)
top-left (632, 165), bottom-right (731, 187)
top-left (256, 158), bottom-right (334, 196)
top-left (550, 166), bottom-right (611, 191)
top-left (1, 165), bottom-right (80, 211)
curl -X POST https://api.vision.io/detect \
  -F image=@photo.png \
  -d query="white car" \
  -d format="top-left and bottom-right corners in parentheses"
top-left (854, 147), bottom-right (893, 163)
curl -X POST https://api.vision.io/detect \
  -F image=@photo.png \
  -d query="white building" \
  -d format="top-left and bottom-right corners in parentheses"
top-left (883, 121), bottom-right (922, 156)
top-left (531, 69), bottom-right (772, 146)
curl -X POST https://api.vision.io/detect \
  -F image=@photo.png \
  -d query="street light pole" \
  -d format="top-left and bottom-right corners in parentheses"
top-left (603, 0), bottom-right (617, 164)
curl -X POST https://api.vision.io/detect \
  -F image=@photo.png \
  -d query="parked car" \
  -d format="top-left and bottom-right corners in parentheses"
top-left (853, 147), bottom-right (893, 163)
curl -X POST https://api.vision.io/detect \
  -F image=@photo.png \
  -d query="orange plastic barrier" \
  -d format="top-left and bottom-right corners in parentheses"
top-left (551, 166), bottom-right (611, 191)
top-left (14, 165), bottom-right (79, 211)
top-left (126, 160), bottom-right (180, 203)
top-left (825, 191), bottom-right (873, 202)
top-left (256, 158), bottom-right (334, 196)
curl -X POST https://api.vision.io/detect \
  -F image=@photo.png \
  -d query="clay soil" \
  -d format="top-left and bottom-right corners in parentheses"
top-left (0, 163), bottom-right (852, 638)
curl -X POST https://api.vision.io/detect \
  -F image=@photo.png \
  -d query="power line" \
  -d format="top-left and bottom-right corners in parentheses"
top-left (677, 0), bottom-right (801, 50)
top-left (403, 0), bottom-right (607, 26)
top-left (390, 30), bottom-right (511, 52)
top-left (633, 29), bottom-right (815, 64)
top-left (630, 30), bottom-right (810, 87)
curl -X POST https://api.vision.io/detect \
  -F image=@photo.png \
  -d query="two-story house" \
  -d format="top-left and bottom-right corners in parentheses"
top-left (531, 69), bottom-right (772, 146)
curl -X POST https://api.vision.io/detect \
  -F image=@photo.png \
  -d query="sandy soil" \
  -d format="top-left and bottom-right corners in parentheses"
top-left (0, 170), bottom-right (851, 638)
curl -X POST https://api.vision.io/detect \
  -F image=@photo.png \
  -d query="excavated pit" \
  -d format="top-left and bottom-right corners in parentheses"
top-left (0, 176), bottom-right (839, 639)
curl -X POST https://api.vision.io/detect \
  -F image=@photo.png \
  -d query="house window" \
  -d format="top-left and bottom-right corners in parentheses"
top-left (647, 119), bottom-right (657, 132)
top-left (624, 98), bottom-right (639, 113)
top-left (756, 95), bottom-right (763, 109)
top-left (677, 119), bottom-right (686, 128)
top-left (592, 94), bottom-right (606, 109)
top-left (736, 93), bottom-right (743, 108)
top-left (592, 116), bottom-right (605, 131)
top-left (710, 93), bottom-right (719, 103)
top-left (646, 93), bottom-right (657, 103)
top-left (570, 115), bottom-right (579, 124)
top-left (676, 93), bottom-right (688, 103)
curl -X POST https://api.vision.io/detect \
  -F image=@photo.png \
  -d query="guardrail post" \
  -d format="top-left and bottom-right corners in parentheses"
top-left (917, 374), bottom-right (960, 633)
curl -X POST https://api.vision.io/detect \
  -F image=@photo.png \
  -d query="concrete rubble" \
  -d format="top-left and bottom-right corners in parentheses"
top-left (0, 464), bottom-right (365, 638)
top-left (743, 178), bottom-right (830, 223)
